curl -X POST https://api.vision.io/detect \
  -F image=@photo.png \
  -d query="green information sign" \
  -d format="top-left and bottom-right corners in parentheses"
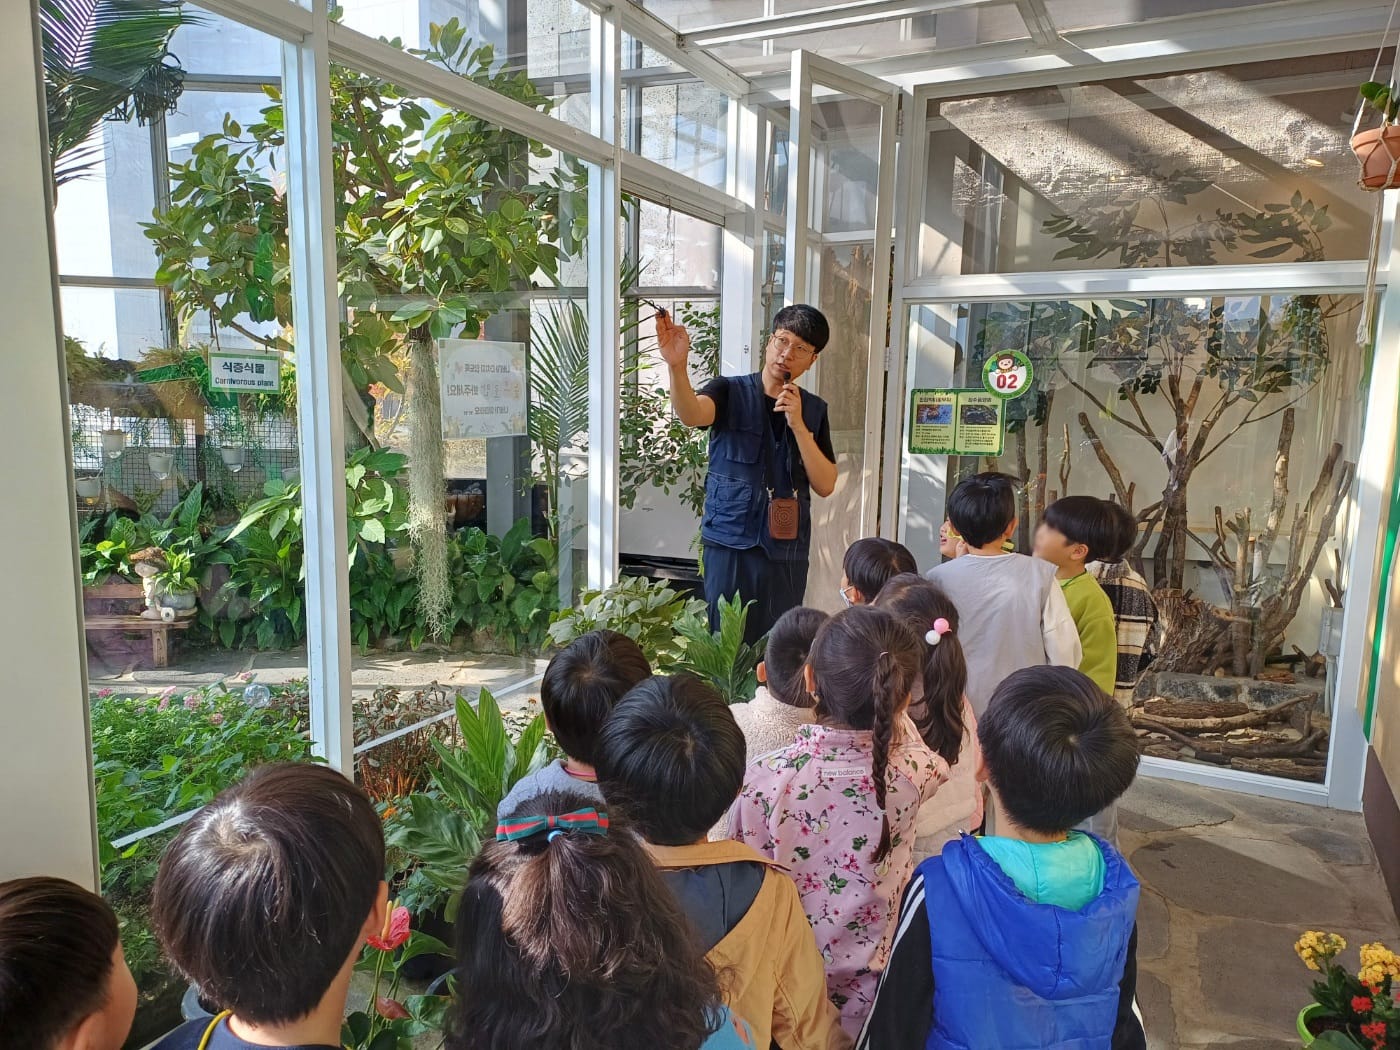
top-left (909, 389), bottom-right (1005, 456)
top-left (982, 349), bottom-right (1034, 400)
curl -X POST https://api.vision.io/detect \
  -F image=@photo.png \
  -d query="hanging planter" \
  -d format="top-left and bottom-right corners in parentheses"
top-left (1354, 82), bottom-right (1400, 190)
top-left (100, 429), bottom-right (127, 459)
top-left (147, 451), bottom-right (175, 480)
top-left (220, 445), bottom-right (246, 473)
top-left (75, 475), bottom-right (103, 500)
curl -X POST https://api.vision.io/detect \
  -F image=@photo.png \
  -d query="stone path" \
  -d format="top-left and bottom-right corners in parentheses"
top-left (1122, 777), bottom-right (1399, 1048)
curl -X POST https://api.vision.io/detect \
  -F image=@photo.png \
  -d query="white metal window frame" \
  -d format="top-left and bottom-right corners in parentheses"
top-left (883, 79), bottom-right (1400, 810)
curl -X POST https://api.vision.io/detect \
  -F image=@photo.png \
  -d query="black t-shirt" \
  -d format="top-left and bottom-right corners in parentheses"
top-left (697, 375), bottom-right (836, 463)
top-left (150, 1017), bottom-right (341, 1050)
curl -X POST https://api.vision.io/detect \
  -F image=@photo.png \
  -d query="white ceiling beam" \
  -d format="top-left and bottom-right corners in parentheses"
top-left (1011, 0), bottom-right (1060, 49)
top-left (681, 0), bottom-right (995, 48)
top-left (184, 0), bottom-right (313, 41)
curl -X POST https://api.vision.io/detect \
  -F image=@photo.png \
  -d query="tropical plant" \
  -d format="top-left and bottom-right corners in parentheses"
top-left (671, 594), bottom-right (764, 703)
top-left (1361, 80), bottom-right (1400, 123)
top-left (384, 687), bottom-right (549, 919)
top-left (619, 299), bottom-right (718, 521)
top-left (143, 19), bottom-right (585, 636)
top-left (547, 574), bottom-right (707, 669)
top-left (152, 547), bottom-right (197, 595)
top-left (40, 0), bottom-right (196, 189)
top-left (344, 902), bottom-right (452, 1050)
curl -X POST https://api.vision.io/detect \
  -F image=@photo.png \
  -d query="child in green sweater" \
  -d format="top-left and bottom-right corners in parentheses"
top-left (1033, 496), bottom-right (1119, 697)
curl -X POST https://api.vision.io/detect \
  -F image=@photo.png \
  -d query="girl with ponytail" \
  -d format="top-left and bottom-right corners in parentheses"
top-left (449, 791), bottom-right (756, 1050)
top-left (727, 605), bottom-right (946, 1038)
top-left (873, 573), bottom-right (985, 856)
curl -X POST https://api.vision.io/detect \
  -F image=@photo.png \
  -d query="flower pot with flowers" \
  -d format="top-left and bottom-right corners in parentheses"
top-left (341, 901), bottom-right (452, 1050)
top-left (1294, 930), bottom-right (1400, 1047)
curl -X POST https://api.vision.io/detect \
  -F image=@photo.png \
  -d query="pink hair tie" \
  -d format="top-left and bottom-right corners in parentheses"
top-left (924, 618), bottom-right (952, 647)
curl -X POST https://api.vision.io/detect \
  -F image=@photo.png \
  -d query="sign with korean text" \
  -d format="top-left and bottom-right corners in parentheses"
top-left (908, 389), bottom-right (1005, 456)
top-left (439, 339), bottom-right (528, 439)
top-left (209, 351), bottom-right (280, 393)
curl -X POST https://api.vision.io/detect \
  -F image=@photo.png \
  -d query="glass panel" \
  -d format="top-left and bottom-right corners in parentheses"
top-left (620, 42), bottom-right (730, 183)
top-left (635, 199), bottom-right (722, 291)
top-left (640, 0), bottom-right (769, 34)
top-left (322, 66), bottom-right (591, 820)
top-left (54, 7), bottom-right (313, 1044)
top-left (919, 53), bottom-right (1378, 276)
top-left (1045, 0), bottom-right (1276, 32)
top-left (710, 4), bottom-right (1029, 75)
top-left (901, 293), bottom-right (1365, 783)
top-left (792, 91), bottom-right (886, 609)
top-left (337, 0), bottom-right (594, 129)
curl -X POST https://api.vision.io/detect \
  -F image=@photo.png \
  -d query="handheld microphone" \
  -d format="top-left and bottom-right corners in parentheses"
top-left (782, 370), bottom-right (792, 428)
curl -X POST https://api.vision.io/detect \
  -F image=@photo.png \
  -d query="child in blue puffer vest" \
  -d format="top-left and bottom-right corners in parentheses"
top-left (856, 666), bottom-right (1146, 1050)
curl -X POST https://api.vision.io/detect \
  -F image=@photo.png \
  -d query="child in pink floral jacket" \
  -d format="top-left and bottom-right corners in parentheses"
top-left (728, 605), bottom-right (946, 1038)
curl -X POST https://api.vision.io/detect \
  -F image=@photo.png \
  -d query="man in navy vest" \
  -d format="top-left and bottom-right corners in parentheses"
top-left (656, 304), bottom-right (838, 645)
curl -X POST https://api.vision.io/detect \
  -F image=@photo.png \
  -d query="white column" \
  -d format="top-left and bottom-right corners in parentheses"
top-left (283, 22), bottom-right (353, 772)
top-left (722, 97), bottom-right (760, 376)
top-left (586, 8), bottom-right (621, 591)
top-left (0, 0), bottom-right (100, 886)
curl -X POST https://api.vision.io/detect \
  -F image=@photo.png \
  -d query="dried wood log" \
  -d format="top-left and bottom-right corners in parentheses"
top-left (1137, 722), bottom-right (1326, 759)
top-left (1129, 693), bottom-right (1313, 731)
top-left (1141, 698), bottom-right (1249, 719)
top-left (1227, 756), bottom-right (1327, 778)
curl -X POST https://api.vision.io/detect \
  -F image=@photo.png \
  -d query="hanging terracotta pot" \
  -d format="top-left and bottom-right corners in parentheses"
top-left (1351, 124), bottom-right (1400, 189)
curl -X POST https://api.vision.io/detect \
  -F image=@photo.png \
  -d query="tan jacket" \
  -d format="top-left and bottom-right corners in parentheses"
top-left (649, 840), bottom-right (853, 1050)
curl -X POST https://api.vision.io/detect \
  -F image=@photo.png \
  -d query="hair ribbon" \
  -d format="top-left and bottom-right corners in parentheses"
top-left (925, 618), bottom-right (952, 647)
top-left (495, 807), bottom-right (610, 842)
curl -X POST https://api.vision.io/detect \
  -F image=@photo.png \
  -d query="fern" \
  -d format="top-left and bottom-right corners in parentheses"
top-left (672, 594), bottom-right (765, 703)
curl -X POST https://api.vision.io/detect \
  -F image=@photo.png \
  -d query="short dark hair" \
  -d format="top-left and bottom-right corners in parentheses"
top-left (0, 877), bottom-right (120, 1050)
top-left (843, 538), bottom-right (918, 603)
top-left (1100, 501), bottom-right (1137, 564)
top-left (772, 304), bottom-right (830, 352)
top-left (594, 675), bottom-right (745, 846)
top-left (946, 471), bottom-right (1019, 548)
top-left (763, 606), bottom-right (829, 707)
top-left (979, 666), bottom-right (1140, 835)
top-left (541, 630), bottom-right (651, 765)
top-left (152, 762), bottom-right (385, 1025)
top-left (1043, 496), bottom-right (1121, 564)
top-left (451, 791), bottom-right (725, 1050)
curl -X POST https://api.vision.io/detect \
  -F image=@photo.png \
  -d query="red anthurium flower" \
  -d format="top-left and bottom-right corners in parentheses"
top-left (1354, 996), bottom-right (1375, 1012)
top-left (368, 905), bottom-right (411, 951)
top-left (376, 997), bottom-right (410, 1021)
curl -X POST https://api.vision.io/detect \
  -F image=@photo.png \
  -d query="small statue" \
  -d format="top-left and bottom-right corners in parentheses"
top-left (129, 547), bottom-right (168, 621)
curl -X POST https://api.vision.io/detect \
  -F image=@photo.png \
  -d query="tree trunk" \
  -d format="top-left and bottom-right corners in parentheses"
top-left (407, 334), bottom-right (451, 637)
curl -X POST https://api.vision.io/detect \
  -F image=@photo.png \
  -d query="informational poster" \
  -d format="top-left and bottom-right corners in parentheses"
top-left (908, 389), bottom-right (1005, 456)
top-left (981, 349), bottom-right (1034, 400)
top-left (209, 351), bottom-right (280, 392)
top-left (439, 339), bottom-right (528, 439)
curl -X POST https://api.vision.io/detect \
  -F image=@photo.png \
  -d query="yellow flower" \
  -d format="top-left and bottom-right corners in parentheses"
top-left (1295, 931), bottom-right (1347, 971)
top-left (1358, 943), bottom-right (1400, 989)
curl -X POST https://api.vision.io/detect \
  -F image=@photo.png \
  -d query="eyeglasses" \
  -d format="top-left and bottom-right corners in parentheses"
top-left (769, 333), bottom-right (815, 360)
top-left (838, 585), bottom-right (856, 608)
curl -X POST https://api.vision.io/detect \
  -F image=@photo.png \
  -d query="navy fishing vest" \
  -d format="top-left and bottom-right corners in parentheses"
top-left (700, 372), bottom-right (827, 562)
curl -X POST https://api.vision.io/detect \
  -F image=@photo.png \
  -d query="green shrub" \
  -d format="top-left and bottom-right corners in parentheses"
top-left (547, 574), bottom-right (706, 669)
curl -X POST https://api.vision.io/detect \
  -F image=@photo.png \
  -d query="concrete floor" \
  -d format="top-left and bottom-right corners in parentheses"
top-left (1121, 776), bottom-right (1399, 1049)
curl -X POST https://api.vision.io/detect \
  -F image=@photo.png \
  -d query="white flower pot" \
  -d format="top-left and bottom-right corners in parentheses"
top-left (221, 446), bottom-right (246, 472)
top-left (148, 452), bottom-right (174, 479)
top-left (75, 476), bottom-right (102, 499)
top-left (101, 430), bottom-right (127, 459)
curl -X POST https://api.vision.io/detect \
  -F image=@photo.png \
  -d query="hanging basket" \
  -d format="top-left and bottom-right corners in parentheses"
top-left (1352, 123), bottom-right (1400, 189)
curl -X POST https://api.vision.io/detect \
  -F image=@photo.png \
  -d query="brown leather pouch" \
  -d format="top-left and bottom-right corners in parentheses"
top-left (768, 495), bottom-right (799, 541)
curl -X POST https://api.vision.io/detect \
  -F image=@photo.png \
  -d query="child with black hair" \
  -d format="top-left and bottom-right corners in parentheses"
top-left (497, 629), bottom-right (651, 820)
top-left (858, 666), bottom-right (1146, 1050)
top-left (148, 762), bottom-right (388, 1050)
top-left (0, 877), bottom-right (137, 1050)
top-left (728, 606), bottom-right (947, 1038)
top-left (839, 538), bottom-right (917, 607)
top-left (595, 676), bottom-right (850, 1050)
top-left (873, 574), bottom-right (984, 856)
top-left (926, 472), bottom-right (1081, 716)
top-left (1034, 495), bottom-right (1120, 697)
top-left (450, 790), bottom-right (757, 1050)
top-left (1087, 500), bottom-right (1159, 708)
top-left (727, 606), bottom-right (829, 762)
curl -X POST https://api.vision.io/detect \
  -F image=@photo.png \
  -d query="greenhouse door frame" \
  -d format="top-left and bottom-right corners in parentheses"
top-left (882, 79), bottom-right (1400, 812)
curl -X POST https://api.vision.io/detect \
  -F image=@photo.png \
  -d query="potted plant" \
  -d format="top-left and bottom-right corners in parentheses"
top-left (100, 428), bottom-right (127, 459)
top-left (75, 473), bottom-right (103, 500)
top-left (1353, 82), bottom-right (1400, 190)
top-left (147, 451), bottom-right (175, 480)
top-left (152, 549), bottom-right (199, 616)
top-left (1293, 930), bottom-right (1399, 1046)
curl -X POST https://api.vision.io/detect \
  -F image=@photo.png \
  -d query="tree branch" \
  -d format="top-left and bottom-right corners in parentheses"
top-left (1057, 366), bottom-right (1160, 447)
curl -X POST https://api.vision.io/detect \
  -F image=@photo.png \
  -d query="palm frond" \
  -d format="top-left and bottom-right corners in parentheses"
top-left (528, 297), bottom-right (590, 453)
top-left (41, 0), bottom-right (198, 186)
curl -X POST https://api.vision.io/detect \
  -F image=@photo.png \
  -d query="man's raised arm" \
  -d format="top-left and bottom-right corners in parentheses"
top-left (656, 309), bottom-right (715, 428)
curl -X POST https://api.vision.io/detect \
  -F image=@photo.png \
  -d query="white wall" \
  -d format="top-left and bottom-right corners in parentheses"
top-left (0, 0), bottom-right (99, 888)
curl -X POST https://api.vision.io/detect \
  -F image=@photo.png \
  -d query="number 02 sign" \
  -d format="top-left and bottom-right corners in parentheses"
top-left (982, 350), bottom-right (1033, 400)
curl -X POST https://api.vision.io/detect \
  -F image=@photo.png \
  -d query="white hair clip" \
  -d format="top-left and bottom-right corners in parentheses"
top-left (924, 617), bottom-right (952, 646)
